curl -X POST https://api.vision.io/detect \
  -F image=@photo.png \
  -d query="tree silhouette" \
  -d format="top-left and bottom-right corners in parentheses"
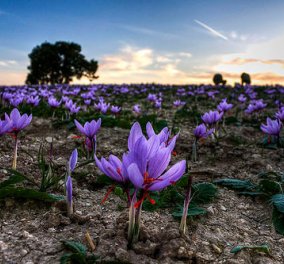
top-left (241, 72), bottom-right (251, 85)
top-left (26, 41), bottom-right (98, 84)
top-left (213, 73), bottom-right (226, 85)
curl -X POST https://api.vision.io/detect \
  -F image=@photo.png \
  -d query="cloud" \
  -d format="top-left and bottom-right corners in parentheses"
top-left (90, 44), bottom-right (193, 84)
top-left (194, 19), bottom-right (228, 40)
top-left (0, 60), bottom-right (18, 67)
top-left (115, 24), bottom-right (178, 39)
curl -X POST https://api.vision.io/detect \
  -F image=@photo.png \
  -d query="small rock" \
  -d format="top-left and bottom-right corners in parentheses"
top-left (45, 136), bottom-right (53, 143)
top-left (177, 246), bottom-right (188, 259)
top-left (220, 205), bottom-right (227, 211)
top-left (207, 206), bottom-right (215, 214)
top-left (20, 249), bottom-right (28, 256)
top-left (211, 244), bottom-right (222, 254)
top-left (115, 248), bottom-right (130, 262)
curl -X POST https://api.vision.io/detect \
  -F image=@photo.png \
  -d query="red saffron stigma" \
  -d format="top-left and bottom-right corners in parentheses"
top-left (72, 135), bottom-right (82, 139)
top-left (170, 180), bottom-right (176, 185)
top-left (172, 150), bottom-right (177, 156)
top-left (101, 184), bottom-right (115, 204)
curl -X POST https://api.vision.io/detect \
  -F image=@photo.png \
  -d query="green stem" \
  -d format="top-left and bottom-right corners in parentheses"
top-left (179, 174), bottom-right (193, 235)
top-left (128, 191), bottom-right (137, 246)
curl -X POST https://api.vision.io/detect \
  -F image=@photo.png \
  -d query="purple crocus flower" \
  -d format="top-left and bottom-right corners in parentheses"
top-left (217, 99), bottom-right (233, 113)
top-left (193, 124), bottom-right (208, 140)
top-left (238, 94), bottom-right (247, 103)
top-left (5, 108), bottom-right (32, 170)
top-left (173, 100), bottom-right (186, 107)
top-left (127, 137), bottom-right (186, 192)
top-left (95, 154), bottom-right (130, 184)
top-left (111, 105), bottom-right (121, 114)
top-left (260, 118), bottom-right (282, 137)
top-left (74, 119), bottom-right (101, 139)
top-left (26, 96), bottom-right (40, 106)
top-left (5, 108), bottom-right (32, 134)
top-left (201, 110), bottom-right (223, 126)
top-left (133, 104), bottom-right (141, 114)
top-left (275, 109), bottom-right (284, 123)
top-left (48, 97), bottom-right (61, 108)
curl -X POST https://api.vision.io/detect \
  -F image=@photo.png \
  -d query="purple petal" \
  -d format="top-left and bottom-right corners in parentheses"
top-left (127, 163), bottom-right (144, 189)
top-left (128, 122), bottom-right (143, 151)
top-left (148, 148), bottom-right (171, 179)
top-left (69, 149), bottom-right (78, 172)
top-left (148, 160), bottom-right (186, 191)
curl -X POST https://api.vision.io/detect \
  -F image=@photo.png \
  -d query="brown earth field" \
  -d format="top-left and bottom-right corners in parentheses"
top-left (1, 117), bottom-right (284, 264)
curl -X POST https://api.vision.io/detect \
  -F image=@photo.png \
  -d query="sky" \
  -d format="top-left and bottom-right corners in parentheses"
top-left (0, 0), bottom-right (284, 85)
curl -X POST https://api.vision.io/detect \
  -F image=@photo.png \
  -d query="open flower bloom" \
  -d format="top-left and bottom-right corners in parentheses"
top-left (217, 99), bottom-right (233, 113)
top-left (74, 119), bottom-right (101, 139)
top-left (5, 108), bottom-right (32, 134)
top-left (201, 110), bottom-right (223, 126)
top-left (260, 118), bottom-right (282, 137)
top-left (127, 136), bottom-right (186, 192)
top-left (128, 122), bottom-right (174, 152)
top-left (95, 153), bottom-right (131, 184)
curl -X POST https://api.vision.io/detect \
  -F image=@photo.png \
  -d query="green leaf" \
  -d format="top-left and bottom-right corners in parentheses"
top-left (60, 253), bottom-right (73, 264)
top-left (172, 203), bottom-right (207, 219)
top-left (214, 179), bottom-right (256, 191)
top-left (272, 208), bottom-right (284, 235)
top-left (0, 187), bottom-right (64, 202)
top-left (230, 244), bottom-right (270, 254)
top-left (0, 174), bottom-right (26, 189)
top-left (62, 240), bottom-right (87, 255)
top-left (259, 179), bottom-right (281, 195)
top-left (271, 194), bottom-right (284, 213)
top-left (192, 183), bottom-right (218, 204)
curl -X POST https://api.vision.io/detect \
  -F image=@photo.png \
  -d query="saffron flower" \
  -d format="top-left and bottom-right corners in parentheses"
top-left (260, 118), bottom-right (282, 137)
top-left (74, 119), bottom-right (101, 139)
top-left (192, 124), bottom-right (210, 162)
top-left (95, 154), bottom-right (130, 184)
top-left (217, 99), bottom-right (233, 113)
top-left (74, 119), bottom-right (101, 155)
top-left (126, 123), bottom-right (186, 244)
top-left (201, 110), bottom-right (223, 126)
top-left (133, 104), bottom-right (141, 114)
top-left (276, 109), bottom-right (284, 123)
top-left (193, 124), bottom-right (208, 141)
top-left (5, 108), bottom-right (32, 169)
top-left (111, 105), bottom-right (121, 114)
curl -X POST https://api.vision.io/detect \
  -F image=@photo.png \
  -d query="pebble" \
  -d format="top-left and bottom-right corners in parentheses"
top-left (220, 205), bottom-right (227, 211)
top-left (211, 244), bottom-right (222, 254)
top-left (20, 249), bottom-right (28, 256)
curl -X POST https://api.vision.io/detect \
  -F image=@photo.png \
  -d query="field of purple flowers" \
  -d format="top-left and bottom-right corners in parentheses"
top-left (0, 83), bottom-right (284, 263)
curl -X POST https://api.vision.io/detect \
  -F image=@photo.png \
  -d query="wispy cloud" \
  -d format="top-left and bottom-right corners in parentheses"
top-left (194, 19), bottom-right (228, 40)
top-left (0, 60), bottom-right (18, 67)
top-left (115, 24), bottom-right (178, 39)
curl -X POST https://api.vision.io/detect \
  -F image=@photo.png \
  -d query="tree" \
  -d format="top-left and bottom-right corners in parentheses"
top-left (213, 73), bottom-right (226, 86)
top-left (26, 41), bottom-right (99, 84)
top-left (241, 72), bottom-right (251, 85)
